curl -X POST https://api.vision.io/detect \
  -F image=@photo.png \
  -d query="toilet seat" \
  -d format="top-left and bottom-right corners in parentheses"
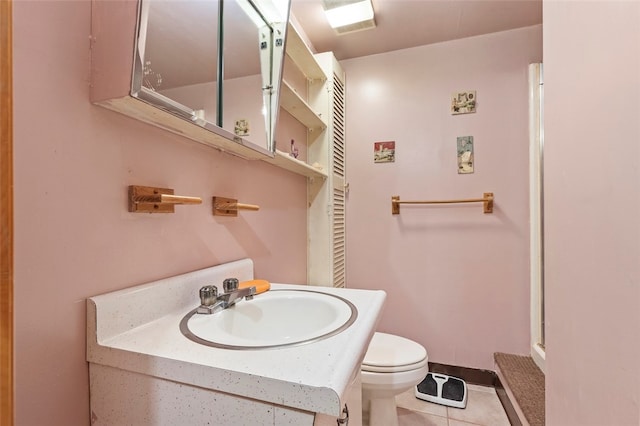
top-left (362, 332), bottom-right (428, 373)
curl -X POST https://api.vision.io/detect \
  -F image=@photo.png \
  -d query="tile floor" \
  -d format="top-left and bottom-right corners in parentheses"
top-left (365, 384), bottom-right (511, 426)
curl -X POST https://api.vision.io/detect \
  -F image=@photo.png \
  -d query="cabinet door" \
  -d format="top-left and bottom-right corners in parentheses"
top-left (307, 52), bottom-right (348, 288)
top-left (313, 373), bottom-right (362, 426)
top-left (330, 62), bottom-right (347, 289)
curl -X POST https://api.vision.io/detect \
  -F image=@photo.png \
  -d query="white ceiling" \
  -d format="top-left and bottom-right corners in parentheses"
top-left (290, 0), bottom-right (542, 60)
top-left (144, 0), bottom-right (542, 90)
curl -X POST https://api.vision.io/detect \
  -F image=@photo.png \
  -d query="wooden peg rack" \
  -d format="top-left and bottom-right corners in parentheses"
top-left (128, 185), bottom-right (202, 213)
top-left (212, 197), bottom-right (260, 217)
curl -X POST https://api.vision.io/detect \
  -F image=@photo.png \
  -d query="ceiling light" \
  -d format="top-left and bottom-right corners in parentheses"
top-left (323, 0), bottom-right (376, 34)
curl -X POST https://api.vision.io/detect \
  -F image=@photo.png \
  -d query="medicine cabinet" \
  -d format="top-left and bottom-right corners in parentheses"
top-left (90, 0), bottom-right (290, 159)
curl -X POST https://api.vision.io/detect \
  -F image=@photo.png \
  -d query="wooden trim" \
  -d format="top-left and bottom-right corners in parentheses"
top-left (428, 362), bottom-right (497, 387)
top-left (495, 374), bottom-right (524, 426)
top-left (0, 0), bottom-right (14, 424)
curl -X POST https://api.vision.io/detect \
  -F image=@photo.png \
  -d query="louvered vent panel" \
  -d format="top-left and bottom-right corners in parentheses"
top-left (332, 70), bottom-right (346, 288)
top-left (332, 72), bottom-right (346, 179)
top-left (331, 69), bottom-right (346, 287)
top-left (333, 187), bottom-right (346, 288)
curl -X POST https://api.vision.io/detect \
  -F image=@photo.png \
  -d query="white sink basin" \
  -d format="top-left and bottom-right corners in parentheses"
top-left (180, 289), bottom-right (358, 349)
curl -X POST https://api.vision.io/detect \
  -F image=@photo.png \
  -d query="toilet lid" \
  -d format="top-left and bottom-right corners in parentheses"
top-left (362, 332), bottom-right (427, 373)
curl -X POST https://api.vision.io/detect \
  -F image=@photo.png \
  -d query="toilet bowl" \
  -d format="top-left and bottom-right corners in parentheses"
top-left (361, 332), bottom-right (428, 426)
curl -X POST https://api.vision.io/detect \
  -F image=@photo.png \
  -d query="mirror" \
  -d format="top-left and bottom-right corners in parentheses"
top-left (131, 0), bottom-right (290, 156)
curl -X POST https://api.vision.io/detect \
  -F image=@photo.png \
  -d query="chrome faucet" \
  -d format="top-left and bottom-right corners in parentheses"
top-left (196, 278), bottom-right (256, 314)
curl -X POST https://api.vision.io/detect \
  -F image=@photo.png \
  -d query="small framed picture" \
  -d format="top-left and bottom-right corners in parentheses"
top-left (374, 141), bottom-right (395, 163)
top-left (457, 136), bottom-right (474, 174)
top-left (451, 91), bottom-right (476, 115)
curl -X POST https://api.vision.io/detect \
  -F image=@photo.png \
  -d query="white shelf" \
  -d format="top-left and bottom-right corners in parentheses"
top-left (280, 80), bottom-right (327, 132)
top-left (262, 150), bottom-right (328, 179)
top-left (96, 96), bottom-right (270, 160)
top-left (286, 22), bottom-right (326, 81)
top-left (263, 23), bottom-right (330, 180)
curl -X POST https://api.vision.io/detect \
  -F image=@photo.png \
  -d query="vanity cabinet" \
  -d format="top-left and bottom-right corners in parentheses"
top-left (89, 364), bottom-right (361, 426)
top-left (314, 373), bottom-right (362, 426)
top-left (86, 259), bottom-right (383, 426)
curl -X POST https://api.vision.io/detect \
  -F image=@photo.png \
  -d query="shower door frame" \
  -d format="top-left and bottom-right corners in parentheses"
top-left (529, 63), bottom-right (545, 373)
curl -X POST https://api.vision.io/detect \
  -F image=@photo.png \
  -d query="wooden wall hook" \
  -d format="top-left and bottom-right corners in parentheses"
top-left (212, 196), bottom-right (260, 217)
top-left (128, 185), bottom-right (202, 213)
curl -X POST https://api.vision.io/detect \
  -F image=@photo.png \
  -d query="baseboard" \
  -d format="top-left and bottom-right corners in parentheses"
top-left (428, 362), bottom-right (521, 426)
top-left (428, 362), bottom-right (497, 387)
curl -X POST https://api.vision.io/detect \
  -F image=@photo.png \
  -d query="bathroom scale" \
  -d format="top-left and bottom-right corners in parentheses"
top-left (415, 372), bottom-right (468, 408)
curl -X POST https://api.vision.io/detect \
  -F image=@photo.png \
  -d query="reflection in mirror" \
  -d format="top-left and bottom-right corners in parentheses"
top-left (222, 0), bottom-right (269, 147)
top-left (136, 0), bottom-right (219, 121)
top-left (132, 0), bottom-right (290, 156)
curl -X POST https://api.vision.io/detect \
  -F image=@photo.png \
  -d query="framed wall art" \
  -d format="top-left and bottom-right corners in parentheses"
top-left (374, 141), bottom-right (395, 163)
top-left (457, 136), bottom-right (474, 174)
top-left (451, 91), bottom-right (476, 115)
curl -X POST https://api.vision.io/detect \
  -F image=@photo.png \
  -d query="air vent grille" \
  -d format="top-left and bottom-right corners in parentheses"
top-left (332, 71), bottom-right (346, 288)
top-left (333, 188), bottom-right (346, 288)
top-left (332, 72), bottom-right (345, 179)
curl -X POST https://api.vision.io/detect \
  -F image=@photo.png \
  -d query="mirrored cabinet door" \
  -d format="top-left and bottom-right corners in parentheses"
top-left (146, 0), bottom-right (219, 120)
top-left (131, 0), bottom-right (289, 156)
top-left (90, 0), bottom-right (316, 168)
top-left (221, 0), bottom-right (271, 152)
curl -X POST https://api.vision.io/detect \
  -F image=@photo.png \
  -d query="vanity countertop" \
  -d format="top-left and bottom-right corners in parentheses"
top-left (87, 259), bottom-right (386, 417)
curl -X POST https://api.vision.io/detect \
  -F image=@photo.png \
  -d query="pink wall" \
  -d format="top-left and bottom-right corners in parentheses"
top-left (12, 1), bottom-right (307, 425)
top-left (342, 26), bottom-right (542, 370)
top-left (543, 2), bottom-right (640, 425)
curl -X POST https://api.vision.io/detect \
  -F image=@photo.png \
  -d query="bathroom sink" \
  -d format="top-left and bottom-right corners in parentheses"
top-left (180, 289), bottom-right (358, 349)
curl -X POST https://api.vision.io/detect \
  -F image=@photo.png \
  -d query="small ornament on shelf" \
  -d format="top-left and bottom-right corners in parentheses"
top-left (290, 139), bottom-right (299, 159)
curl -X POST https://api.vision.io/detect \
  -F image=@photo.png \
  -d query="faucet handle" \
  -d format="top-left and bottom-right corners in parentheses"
top-left (222, 278), bottom-right (239, 293)
top-left (199, 285), bottom-right (218, 306)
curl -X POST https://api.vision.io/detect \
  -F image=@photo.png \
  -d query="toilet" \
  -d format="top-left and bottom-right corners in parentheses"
top-left (361, 332), bottom-right (428, 426)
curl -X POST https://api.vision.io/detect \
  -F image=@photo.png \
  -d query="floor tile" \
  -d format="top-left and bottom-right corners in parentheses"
top-left (365, 384), bottom-right (510, 426)
top-left (448, 420), bottom-right (483, 426)
top-left (446, 387), bottom-right (510, 426)
top-left (466, 383), bottom-right (496, 394)
top-left (397, 407), bottom-right (449, 426)
top-left (396, 388), bottom-right (449, 417)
